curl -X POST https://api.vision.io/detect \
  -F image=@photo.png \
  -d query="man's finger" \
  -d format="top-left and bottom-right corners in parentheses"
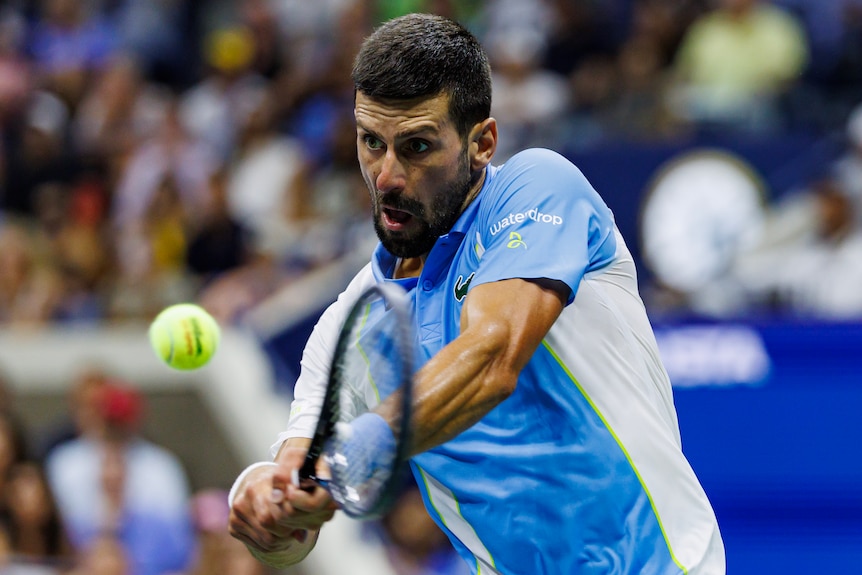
top-left (286, 482), bottom-right (337, 513)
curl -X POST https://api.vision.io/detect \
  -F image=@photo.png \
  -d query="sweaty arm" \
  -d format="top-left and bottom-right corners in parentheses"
top-left (379, 276), bottom-right (567, 456)
top-left (228, 436), bottom-right (337, 567)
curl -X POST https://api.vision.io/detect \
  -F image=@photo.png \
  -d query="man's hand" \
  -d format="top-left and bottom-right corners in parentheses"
top-left (228, 440), bottom-right (337, 567)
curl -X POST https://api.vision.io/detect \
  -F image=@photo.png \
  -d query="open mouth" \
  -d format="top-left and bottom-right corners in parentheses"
top-left (382, 207), bottom-right (414, 230)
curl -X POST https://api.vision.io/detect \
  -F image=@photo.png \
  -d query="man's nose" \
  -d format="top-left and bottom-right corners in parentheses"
top-left (376, 149), bottom-right (406, 193)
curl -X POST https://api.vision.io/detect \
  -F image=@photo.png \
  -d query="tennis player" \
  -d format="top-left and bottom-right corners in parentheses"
top-left (229, 13), bottom-right (725, 574)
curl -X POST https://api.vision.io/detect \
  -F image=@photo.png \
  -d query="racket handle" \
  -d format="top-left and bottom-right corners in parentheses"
top-left (297, 455), bottom-right (330, 492)
top-left (298, 451), bottom-right (318, 481)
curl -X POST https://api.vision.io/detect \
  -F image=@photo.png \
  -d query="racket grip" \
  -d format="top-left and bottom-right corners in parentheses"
top-left (298, 451), bottom-right (319, 481)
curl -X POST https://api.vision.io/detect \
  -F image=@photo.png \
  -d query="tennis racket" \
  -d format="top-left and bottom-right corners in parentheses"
top-left (297, 282), bottom-right (415, 519)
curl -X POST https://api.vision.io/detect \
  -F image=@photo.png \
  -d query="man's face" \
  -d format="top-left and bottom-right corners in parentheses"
top-left (354, 91), bottom-right (473, 258)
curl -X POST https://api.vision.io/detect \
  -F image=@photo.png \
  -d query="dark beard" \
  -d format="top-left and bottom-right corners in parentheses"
top-left (372, 155), bottom-right (473, 258)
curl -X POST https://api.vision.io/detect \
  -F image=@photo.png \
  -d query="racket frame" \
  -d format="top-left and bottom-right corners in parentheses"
top-left (298, 282), bottom-right (414, 519)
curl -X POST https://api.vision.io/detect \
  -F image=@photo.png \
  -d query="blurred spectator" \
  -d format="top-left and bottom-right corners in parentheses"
top-left (0, 409), bottom-right (29, 510)
top-left (267, 0), bottom-right (357, 85)
top-left (605, 32), bottom-right (682, 141)
top-left (224, 87), bottom-right (310, 263)
top-left (0, 369), bottom-right (14, 412)
top-left (669, 0), bottom-right (810, 132)
top-left (108, 0), bottom-right (197, 89)
top-left (484, 9), bottom-right (569, 160)
top-left (306, 111), bottom-right (373, 250)
top-left (42, 177), bottom-right (112, 323)
top-left (832, 101), bottom-right (862, 225)
top-left (36, 366), bottom-right (110, 458)
top-left (110, 99), bottom-right (216, 318)
top-left (196, 103), bottom-right (372, 325)
top-left (613, 0), bottom-right (707, 141)
top-left (0, 519), bottom-right (10, 567)
top-left (1, 461), bottom-right (72, 565)
top-left (237, 0), bottom-right (289, 81)
top-left (0, 7), bottom-right (32, 129)
top-left (185, 168), bottom-right (253, 284)
top-left (773, 0), bottom-right (862, 82)
top-left (44, 381), bottom-right (196, 575)
top-left (72, 53), bottom-right (170, 188)
top-left (0, 218), bottom-right (65, 326)
top-left (279, 1), bottom-right (368, 169)
top-left (541, 0), bottom-right (618, 77)
top-left (179, 26), bottom-right (269, 163)
top-left (628, 0), bottom-right (707, 68)
top-left (112, 97), bottom-right (216, 232)
top-left (718, 105), bottom-right (862, 319)
top-left (65, 531), bottom-right (130, 575)
top-left (142, 174), bottom-right (189, 277)
top-left (26, 0), bottom-right (120, 111)
top-left (734, 176), bottom-right (862, 318)
top-left (171, 489), bottom-right (275, 575)
top-left (196, 94), bottom-right (360, 324)
top-left (3, 90), bottom-right (79, 217)
top-left (374, 0), bottom-right (482, 23)
top-left (546, 53), bottom-right (619, 152)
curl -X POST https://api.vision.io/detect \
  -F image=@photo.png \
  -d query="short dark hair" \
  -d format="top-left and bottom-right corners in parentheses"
top-left (352, 13), bottom-right (492, 138)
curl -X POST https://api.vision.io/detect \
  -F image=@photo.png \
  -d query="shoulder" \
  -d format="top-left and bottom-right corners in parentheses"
top-left (498, 148), bottom-right (577, 173)
top-left (125, 440), bottom-right (187, 482)
top-left (45, 438), bottom-right (97, 467)
top-left (485, 148), bottom-right (594, 202)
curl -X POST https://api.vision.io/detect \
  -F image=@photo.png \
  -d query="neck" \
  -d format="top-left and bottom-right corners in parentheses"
top-left (395, 256), bottom-right (424, 278)
top-left (463, 167), bottom-right (486, 212)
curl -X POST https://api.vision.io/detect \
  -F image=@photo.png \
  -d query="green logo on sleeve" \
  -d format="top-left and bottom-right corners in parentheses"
top-left (454, 272), bottom-right (475, 302)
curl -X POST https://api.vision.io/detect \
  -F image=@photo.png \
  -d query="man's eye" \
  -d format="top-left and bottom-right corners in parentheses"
top-left (406, 140), bottom-right (429, 154)
top-left (363, 135), bottom-right (383, 150)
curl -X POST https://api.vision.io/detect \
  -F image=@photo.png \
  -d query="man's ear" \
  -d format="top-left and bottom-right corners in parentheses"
top-left (469, 118), bottom-right (497, 171)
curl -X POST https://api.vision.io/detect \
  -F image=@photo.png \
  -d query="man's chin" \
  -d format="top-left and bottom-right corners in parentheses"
top-left (378, 234), bottom-right (434, 259)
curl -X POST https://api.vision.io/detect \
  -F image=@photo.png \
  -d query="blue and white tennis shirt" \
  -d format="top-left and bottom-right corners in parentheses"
top-left (285, 148), bottom-right (725, 574)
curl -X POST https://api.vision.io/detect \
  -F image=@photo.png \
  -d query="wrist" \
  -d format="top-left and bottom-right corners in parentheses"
top-left (228, 461), bottom-right (277, 506)
top-left (326, 412), bottom-right (396, 491)
top-left (347, 413), bottom-right (395, 451)
top-left (246, 528), bottom-right (319, 568)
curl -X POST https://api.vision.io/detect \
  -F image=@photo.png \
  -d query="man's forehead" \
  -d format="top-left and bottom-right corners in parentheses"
top-left (354, 91), bottom-right (451, 127)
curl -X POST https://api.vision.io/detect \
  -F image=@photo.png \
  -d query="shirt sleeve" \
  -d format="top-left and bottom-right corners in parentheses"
top-left (272, 264), bottom-right (377, 455)
top-left (473, 148), bottom-right (617, 303)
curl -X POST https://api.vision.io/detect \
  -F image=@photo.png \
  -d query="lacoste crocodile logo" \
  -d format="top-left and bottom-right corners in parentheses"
top-left (454, 272), bottom-right (475, 302)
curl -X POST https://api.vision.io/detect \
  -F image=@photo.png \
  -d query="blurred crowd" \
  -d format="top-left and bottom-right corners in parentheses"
top-left (0, 0), bottom-right (861, 329)
top-left (0, 367), bottom-right (285, 574)
top-left (3, 0), bottom-right (862, 572)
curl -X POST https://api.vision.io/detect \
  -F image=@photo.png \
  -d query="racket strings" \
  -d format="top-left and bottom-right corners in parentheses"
top-left (327, 298), bottom-right (411, 515)
top-left (304, 283), bottom-right (414, 519)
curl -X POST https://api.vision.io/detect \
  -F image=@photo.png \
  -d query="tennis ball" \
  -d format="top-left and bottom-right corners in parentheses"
top-left (149, 303), bottom-right (220, 370)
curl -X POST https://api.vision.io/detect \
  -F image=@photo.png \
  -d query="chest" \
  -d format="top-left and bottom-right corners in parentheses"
top-left (411, 229), bottom-right (481, 363)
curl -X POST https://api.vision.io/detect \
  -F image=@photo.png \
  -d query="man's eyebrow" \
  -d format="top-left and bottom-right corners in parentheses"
top-left (356, 122), bottom-right (441, 140)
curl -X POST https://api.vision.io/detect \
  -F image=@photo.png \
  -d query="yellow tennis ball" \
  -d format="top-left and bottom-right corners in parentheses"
top-left (149, 304), bottom-right (220, 370)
